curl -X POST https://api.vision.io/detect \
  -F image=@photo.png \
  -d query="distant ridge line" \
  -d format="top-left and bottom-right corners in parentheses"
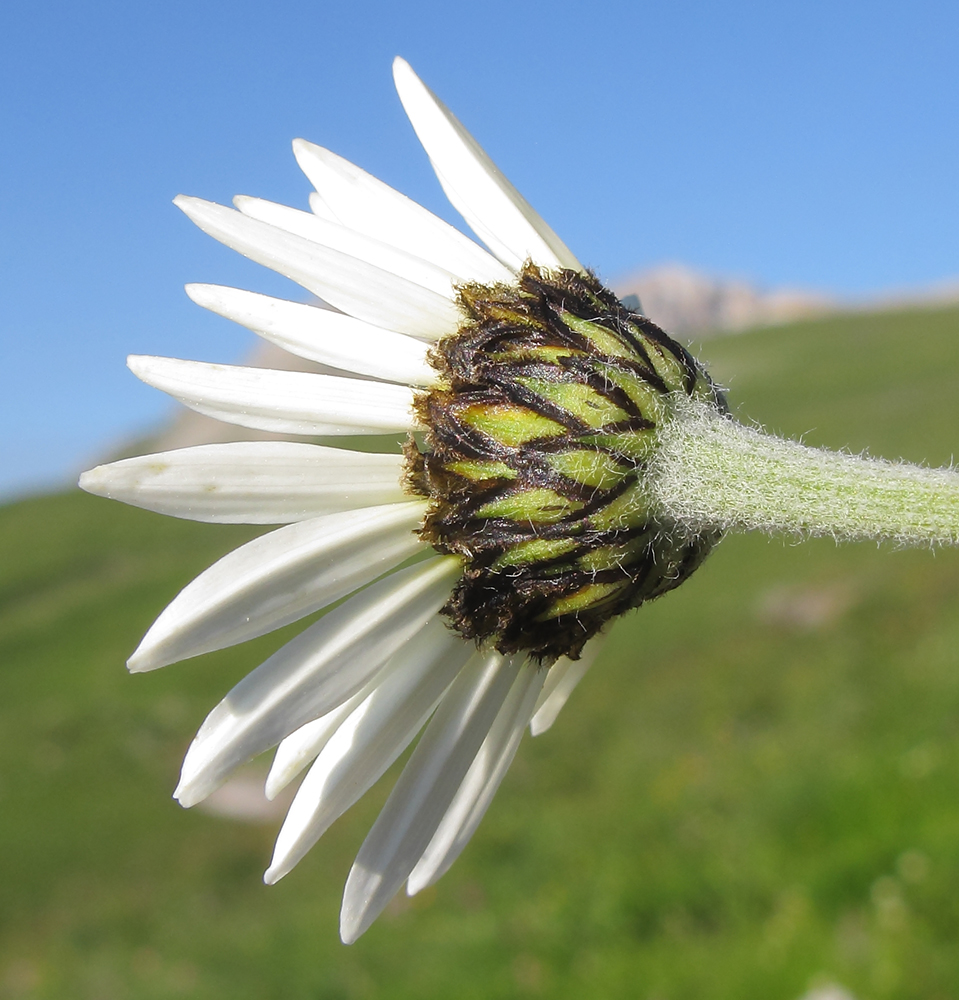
top-left (613, 262), bottom-right (959, 338)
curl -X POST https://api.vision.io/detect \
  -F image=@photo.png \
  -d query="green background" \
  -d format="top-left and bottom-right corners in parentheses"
top-left (3, 304), bottom-right (959, 999)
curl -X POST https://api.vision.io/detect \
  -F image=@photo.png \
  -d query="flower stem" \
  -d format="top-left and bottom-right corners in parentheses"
top-left (651, 400), bottom-right (959, 545)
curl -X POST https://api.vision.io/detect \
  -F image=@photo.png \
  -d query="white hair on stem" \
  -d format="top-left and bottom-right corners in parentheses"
top-left (651, 397), bottom-right (959, 546)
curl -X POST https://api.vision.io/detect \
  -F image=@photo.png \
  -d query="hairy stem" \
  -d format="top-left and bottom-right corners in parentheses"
top-left (652, 400), bottom-right (959, 545)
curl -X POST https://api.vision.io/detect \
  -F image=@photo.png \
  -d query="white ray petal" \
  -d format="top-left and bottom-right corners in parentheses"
top-left (79, 442), bottom-right (407, 524)
top-left (174, 556), bottom-right (460, 808)
top-left (407, 661), bottom-right (545, 895)
top-left (265, 620), bottom-right (472, 883)
top-left (128, 355), bottom-right (419, 436)
top-left (175, 195), bottom-right (460, 338)
top-left (392, 57), bottom-right (583, 274)
top-left (233, 195), bottom-right (459, 298)
top-left (293, 139), bottom-right (512, 285)
top-left (339, 650), bottom-right (519, 944)
top-left (308, 191), bottom-right (341, 223)
top-left (265, 618), bottom-right (464, 803)
top-left (186, 285), bottom-right (436, 386)
top-left (529, 638), bottom-right (603, 737)
top-left (265, 689), bottom-right (367, 802)
top-left (128, 501), bottom-right (427, 673)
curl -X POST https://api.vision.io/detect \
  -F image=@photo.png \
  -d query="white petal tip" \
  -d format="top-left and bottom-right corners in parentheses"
top-left (264, 846), bottom-right (300, 884)
top-left (172, 786), bottom-right (192, 807)
top-left (183, 283), bottom-right (227, 312)
top-left (125, 354), bottom-right (152, 380)
top-left (405, 873), bottom-right (428, 897)
top-left (173, 195), bottom-right (216, 226)
top-left (263, 773), bottom-right (285, 801)
top-left (338, 918), bottom-right (362, 946)
top-left (391, 59), bottom-right (424, 106)
top-left (125, 650), bottom-right (153, 674)
top-left (172, 755), bottom-right (209, 807)
top-left (77, 468), bottom-right (101, 494)
top-left (126, 637), bottom-right (169, 673)
top-left (263, 866), bottom-right (283, 886)
top-left (528, 716), bottom-right (553, 738)
top-left (173, 782), bottom-right (203, 809)
top-left (391, 56), bottom-right (413, 80)
top-left (339, 869), bottom-right (384, 944)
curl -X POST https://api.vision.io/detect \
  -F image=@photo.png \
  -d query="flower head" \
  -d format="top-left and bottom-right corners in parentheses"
top-left (80, 57), bottom-right (959, 943)
top-left (412, 261), bottom-right (723, 661)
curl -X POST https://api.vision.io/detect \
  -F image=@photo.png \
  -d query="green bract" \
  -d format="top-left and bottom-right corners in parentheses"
top-left (408, 263), bottom-right (725, 661)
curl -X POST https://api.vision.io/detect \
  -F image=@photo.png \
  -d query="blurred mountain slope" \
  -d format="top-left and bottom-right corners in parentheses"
top-left (4, 302), bottom-right (959, 998)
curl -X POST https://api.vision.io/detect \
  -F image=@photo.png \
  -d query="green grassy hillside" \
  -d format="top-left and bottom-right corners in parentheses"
top-left (3, 304), bottom-right (959, 1000)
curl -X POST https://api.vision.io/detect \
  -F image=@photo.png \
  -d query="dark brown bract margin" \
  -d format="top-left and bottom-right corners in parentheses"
top-left (405, 262), bottom-right (725, 662)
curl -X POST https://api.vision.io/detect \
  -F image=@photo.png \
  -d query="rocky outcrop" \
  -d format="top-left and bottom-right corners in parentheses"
top-left (613, 263), bottom-right (834, 337)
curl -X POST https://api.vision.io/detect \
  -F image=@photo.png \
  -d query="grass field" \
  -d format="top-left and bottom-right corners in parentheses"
top-left (3, 303), bottom-right (959, 999)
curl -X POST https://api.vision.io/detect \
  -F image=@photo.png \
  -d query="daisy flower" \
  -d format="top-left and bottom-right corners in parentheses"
top-left (81, 57), bottom-right (959, 943)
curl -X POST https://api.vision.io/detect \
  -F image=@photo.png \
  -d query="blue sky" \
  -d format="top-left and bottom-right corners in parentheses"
top-left (1, 0), bottom-right (956, 499)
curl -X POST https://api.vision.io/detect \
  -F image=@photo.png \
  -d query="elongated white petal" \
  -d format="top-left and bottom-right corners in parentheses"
top-left (79, 442), bottom-right (407, 524)
top-left (407, 662), bottom-right (544, 895)
top-left (293, 139), bottom-right (512, 285)
top-left (266, 687), bottom-right (370, 801)
top-left (529, 638), bottom-right (602, 736)
top-left (308, 191), bottom-right (340, 223)
top-left (266, 618), bottom-right (464, 802)
top-left (128, 501), bottom-right (427, 673)
top-left (175, 195), bottom-right (460, 338)
top-left (339, 650), bottom-right (519, 944)
top-left (265, 619), bottom-right (472, 883)
top-left (392, 58), bottom-right (583, 273)
top-left (186, 285), bottom-right (436, 386)
top-left (128, 355), bottom-right (418, 436)
top-left (233, 196), bottom-right (459, 298)
top-left (175, 556), bottom-right (460, 808)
